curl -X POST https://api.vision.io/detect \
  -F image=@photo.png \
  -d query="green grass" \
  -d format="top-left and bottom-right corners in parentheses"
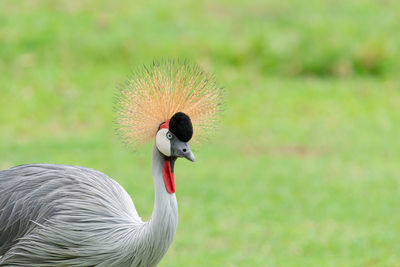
top-left (1, 0), bottom-right (400, 266)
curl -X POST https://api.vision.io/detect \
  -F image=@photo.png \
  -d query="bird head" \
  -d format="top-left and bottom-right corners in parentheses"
top-left (156, 112), bottom-right (195, 162)
top-left (116, 60), bottom-right (222, 154)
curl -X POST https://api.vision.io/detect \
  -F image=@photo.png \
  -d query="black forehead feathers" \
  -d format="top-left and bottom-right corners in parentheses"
top-left (169, 112), bottom-right (193, 142)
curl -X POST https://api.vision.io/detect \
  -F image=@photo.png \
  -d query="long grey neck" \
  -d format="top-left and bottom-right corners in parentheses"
top-left (140, 145), bottom-right (178, 265)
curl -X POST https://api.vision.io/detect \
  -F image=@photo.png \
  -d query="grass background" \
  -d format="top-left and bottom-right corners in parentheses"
top-left (1, 0), bottom-right (400, 266)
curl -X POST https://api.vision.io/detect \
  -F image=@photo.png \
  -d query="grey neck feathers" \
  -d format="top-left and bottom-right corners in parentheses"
top-left (139, 145), bottom-right (178, 265)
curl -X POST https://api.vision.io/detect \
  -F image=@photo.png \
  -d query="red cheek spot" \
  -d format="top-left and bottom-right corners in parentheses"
top-left (160, 120), bottom-right (170, 130)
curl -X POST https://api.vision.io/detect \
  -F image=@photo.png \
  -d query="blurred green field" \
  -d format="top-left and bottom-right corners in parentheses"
top-left (1, 0), bottom-right (400, 266)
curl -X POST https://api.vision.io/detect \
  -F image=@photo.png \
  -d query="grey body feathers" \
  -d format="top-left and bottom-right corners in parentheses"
top-left (0, 146), bottom-right (178, 266)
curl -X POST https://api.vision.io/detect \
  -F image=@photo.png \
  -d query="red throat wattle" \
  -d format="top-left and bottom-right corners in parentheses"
top-left (160, 119), bottom-right (175, 194)
top-left (163, 160), bottom-right (175, 194)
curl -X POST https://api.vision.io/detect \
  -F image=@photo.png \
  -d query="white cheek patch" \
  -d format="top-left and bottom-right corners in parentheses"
top-left (156, 129), bottom-right (171, 156)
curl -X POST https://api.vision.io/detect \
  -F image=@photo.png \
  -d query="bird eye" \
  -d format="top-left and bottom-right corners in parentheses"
top-left (166, 132), bottom-right (173, 140)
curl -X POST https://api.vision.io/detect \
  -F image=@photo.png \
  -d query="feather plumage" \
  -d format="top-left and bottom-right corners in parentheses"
top-left (116, 60), bottom-right (223, 147)
top-left (0, 156), bottom-right (177, 266)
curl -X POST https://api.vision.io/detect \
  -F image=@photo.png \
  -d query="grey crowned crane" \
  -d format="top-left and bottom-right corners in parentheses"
top-left (0, 61), bottom-right (222, 266)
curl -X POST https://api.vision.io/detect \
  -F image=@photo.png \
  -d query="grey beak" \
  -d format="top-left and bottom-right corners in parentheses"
top-left (171, 140), bottom-right (196, 162)
top-left (184, 149), bottom-right (196, 162)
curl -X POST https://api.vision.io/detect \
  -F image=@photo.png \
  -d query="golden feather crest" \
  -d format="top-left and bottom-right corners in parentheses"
top-left (116, 60), bottom-right (223, 147)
